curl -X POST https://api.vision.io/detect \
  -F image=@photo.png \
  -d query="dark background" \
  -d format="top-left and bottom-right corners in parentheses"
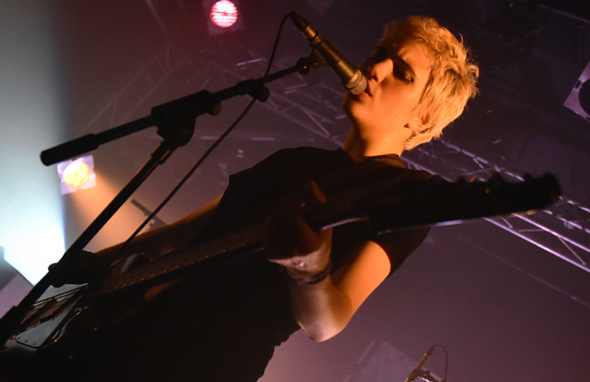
top-left (1, 0), bottom-right (590, 381)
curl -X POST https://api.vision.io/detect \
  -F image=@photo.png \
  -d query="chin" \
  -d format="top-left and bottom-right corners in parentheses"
top-left (341, 94), bottom-right (364, 120)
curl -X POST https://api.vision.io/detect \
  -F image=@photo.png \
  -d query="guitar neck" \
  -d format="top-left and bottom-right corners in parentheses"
top-left (90, 225), bottom-right (264, 299)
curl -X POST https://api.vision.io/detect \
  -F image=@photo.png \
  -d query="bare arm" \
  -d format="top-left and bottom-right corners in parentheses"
top-left (265, 181), bottom-right (391, 342)
top-left (103, 194), bottom-right (224, 260)
top-left (287, 241), bottom-right (390, 342)
top-left (51, 195), bottom-right (223, 286)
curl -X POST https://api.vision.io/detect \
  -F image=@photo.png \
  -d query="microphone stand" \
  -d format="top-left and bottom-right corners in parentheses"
top-left (0, 56), bottom-right (316, 344)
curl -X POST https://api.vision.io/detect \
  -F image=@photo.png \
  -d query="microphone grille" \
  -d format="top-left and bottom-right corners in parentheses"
top-left (346, 70), bottom-right (367, 95)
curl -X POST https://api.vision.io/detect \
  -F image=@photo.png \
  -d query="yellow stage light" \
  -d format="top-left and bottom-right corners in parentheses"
top-left (62, 160), bottom-right (91, 188)
top-left (57, 155), bottom-right (95, 194)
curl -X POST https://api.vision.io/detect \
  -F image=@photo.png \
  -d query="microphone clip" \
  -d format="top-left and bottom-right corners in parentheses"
top-left (413, 369), bottom-right (440, 382)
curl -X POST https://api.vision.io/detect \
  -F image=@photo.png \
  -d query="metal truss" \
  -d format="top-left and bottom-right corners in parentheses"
top-left (403, 139), bottom-right (590, 276)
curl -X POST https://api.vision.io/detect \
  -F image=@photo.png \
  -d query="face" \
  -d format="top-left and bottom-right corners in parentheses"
top-left (342, 39), bottom-right (432, 139)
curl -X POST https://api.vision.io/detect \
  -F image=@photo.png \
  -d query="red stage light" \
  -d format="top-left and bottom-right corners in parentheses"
top-left (209, 0), bottom-right (239, 29)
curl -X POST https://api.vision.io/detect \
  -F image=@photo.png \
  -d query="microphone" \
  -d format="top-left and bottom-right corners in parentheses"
top-left (405, 346), bottom-right (435, 382)
top-left (289, 12), bottom-right (367, 95)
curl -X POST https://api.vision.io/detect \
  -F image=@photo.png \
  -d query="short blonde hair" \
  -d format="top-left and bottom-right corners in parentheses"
top-left (380, 16), bottom-right (479, 150)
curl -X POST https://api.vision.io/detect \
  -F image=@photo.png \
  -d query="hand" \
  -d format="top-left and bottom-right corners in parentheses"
top-left (49, 250), bottom-right (104, 287)
top-left (264, 180), bottom-right (332, 282)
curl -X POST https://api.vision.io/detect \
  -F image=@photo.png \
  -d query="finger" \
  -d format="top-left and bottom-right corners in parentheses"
top-left (306, 179), bottom-right (327, 204)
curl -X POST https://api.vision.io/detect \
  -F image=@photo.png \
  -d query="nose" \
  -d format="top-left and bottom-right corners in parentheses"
top-left (367, 58), bottom-right (393, 84)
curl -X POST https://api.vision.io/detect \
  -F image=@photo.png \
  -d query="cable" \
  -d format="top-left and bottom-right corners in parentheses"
top-left (114, 13), bottom-right (293, 259)
top-left (436, 344), bottom-right (449, 382)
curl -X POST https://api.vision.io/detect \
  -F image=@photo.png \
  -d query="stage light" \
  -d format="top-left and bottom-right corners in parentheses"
top-left (203, 0), bottom-right (243, 35)
top-left (57, 155), bottom-right (96, 195)
top-left (210, 0), bottom-right (238, 28)
top-left (63, 160), bottom-right (91, 187)
top-left (564, 60), bottom-right (590, 122)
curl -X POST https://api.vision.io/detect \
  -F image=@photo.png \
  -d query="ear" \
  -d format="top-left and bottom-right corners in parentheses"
top-left (406, 112), bottom-right (430, 133)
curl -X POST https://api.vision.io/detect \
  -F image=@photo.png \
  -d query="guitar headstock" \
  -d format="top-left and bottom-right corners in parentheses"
top-left (310, 161), bottom-right (561, 233)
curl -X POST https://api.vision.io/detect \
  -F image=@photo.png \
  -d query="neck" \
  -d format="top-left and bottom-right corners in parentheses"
top-left (341, 126), bottom-right (409, 162)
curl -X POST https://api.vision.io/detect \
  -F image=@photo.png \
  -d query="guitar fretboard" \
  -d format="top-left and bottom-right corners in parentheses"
top-left (90, 225), bottom-right (263, 298)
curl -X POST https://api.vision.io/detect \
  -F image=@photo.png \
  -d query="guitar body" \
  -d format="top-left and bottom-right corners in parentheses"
top-left (1, 249), bottom-right (289, 381)
top-left (0, 282), bottom-right (153, 381)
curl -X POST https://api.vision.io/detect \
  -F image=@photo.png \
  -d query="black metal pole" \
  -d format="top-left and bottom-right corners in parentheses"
top-left (39, 58), bottom-right (311, 166)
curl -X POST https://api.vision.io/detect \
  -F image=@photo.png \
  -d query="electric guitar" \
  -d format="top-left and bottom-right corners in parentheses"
top-left (0, 162), bottom-right (561, 369)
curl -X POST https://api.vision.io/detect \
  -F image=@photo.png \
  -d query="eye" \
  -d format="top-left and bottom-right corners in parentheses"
top-left (368, 47), bottom-right (415, 83)
top-left (393, 64), bottom-right (414, 83)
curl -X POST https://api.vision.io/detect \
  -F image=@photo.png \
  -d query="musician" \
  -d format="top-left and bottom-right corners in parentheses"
top-left (24, 15), bottom-right (478, 381)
